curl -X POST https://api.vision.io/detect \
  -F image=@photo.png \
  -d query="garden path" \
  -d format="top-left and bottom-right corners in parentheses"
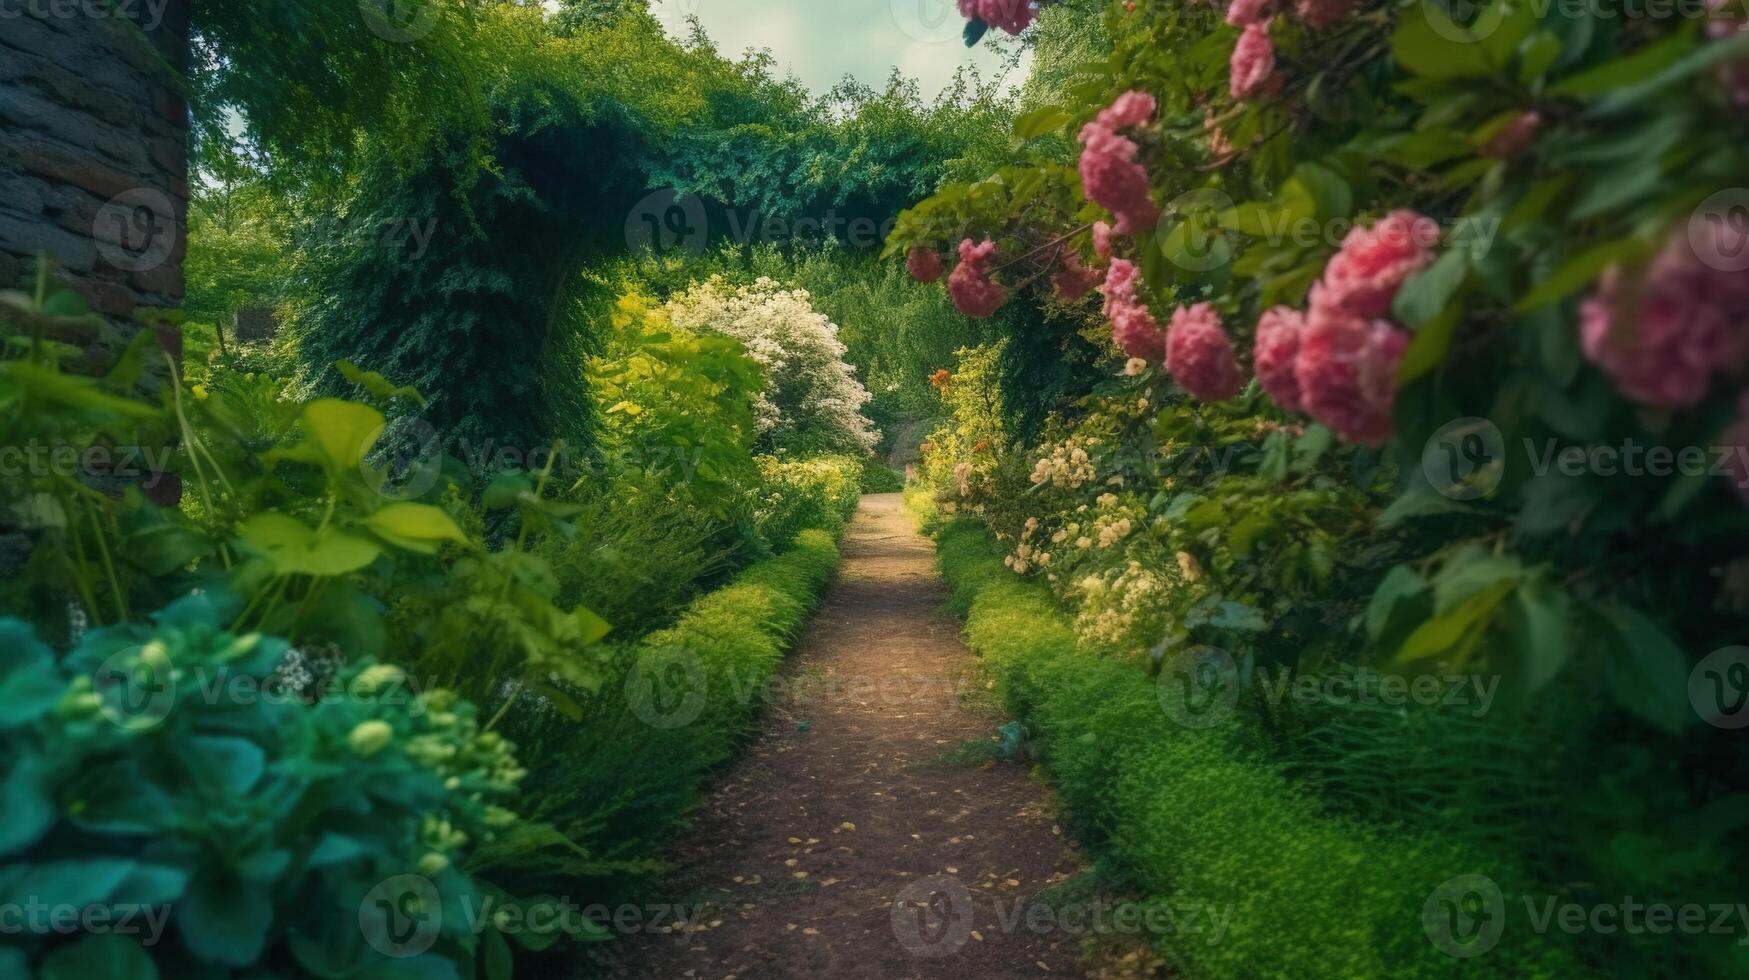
top-left (609, 493), bottom-right (1086, 979)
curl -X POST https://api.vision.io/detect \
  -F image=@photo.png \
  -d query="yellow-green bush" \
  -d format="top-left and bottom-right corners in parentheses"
top-left (931, 517), bottom-right (1583, 979)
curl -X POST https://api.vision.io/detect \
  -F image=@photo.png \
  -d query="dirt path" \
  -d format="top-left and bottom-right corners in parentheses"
top-left (608, 493), bottom-right (1086, 979)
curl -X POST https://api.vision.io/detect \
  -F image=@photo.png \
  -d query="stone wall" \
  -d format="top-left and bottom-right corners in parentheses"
top-left (0, 0), bottom-right (190, 364)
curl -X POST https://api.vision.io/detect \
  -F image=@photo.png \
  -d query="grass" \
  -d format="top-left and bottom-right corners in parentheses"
top-left (927, 515), bottom-right (1585, 979)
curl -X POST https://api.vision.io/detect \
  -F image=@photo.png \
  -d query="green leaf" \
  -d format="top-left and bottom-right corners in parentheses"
top-left (1393, 248), bottom-right (1470, 328)
top-left (1549, 32), bottom-right (1691, 97)
top-left (1396, 306), bottom-right (1462, 383)
top-left (1597, 604), bottom-right (1692, 734)
top-left (1395, 580), bottom-right (1513, 665)
top-left (1014, 106), bottom-right (1071, 140)
top-left (42, 935), bottom-right (157, 980)
top-left (1, 361), bottom-right (159, 418)
top-left (187, 735), bottom-right (267, 796)
top-left (1366, 566), bottom-right (1431, 644)
top-left (179, 874), bottom-right (273, 966)
top-left (1509, 577), bottom-right (1572, 693)
top-left (238, 513), bottom-right (383, 578)
top-left (336, 360), bottom-right (428, 407)
top-left (1291, 161), bottom-right (1352, 219)
top-left (303, 399), bottom-right (387, 472)
top-left (0, 622), bottom-right (64, 730)
top-left (361, 503), bottom-right (470, 555)
top-left (1392, 5), bottom-right (1495, 80)
top-left (485, 925), bottom-right (515, 980)
top-left (1513, 236), bottom-right (1648, 311)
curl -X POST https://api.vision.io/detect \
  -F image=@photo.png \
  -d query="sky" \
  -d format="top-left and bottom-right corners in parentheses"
top-left (644, 0), bottom-right (1031, 99)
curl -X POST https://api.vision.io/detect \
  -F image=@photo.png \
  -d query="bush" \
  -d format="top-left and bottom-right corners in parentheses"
top-left (482, 530), bottom-right (842, 908)
top-left (0, 594), bottom-right (529, 978)
top-left (928, 517), bottom-right (1583, 979)
top-left (859, 460), bottom-right (906, 494)
top-left (752, 455), bottom-right (864, 551)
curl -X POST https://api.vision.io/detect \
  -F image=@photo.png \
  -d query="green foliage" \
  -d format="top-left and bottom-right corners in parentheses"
top-left (0, 595), bottom-right (528, 977)
top-left (930, 518), bottom-right (1583, 978)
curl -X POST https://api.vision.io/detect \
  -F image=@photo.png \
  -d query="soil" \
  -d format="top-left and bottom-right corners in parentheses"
top-left (607, 493), bottom-right (1090, 979)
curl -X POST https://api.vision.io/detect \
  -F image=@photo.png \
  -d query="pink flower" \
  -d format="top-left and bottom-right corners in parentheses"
top-left (1167, 303), bottom-right (1248, 402)
top-left (1579, 235), bottom-right (1749, 409)
top-left (959, 0), bottom-right (1037, 35)
top-left (1078, 91), bottom-right (1161, 235)
top-left (1102, 259), bottom-right (1167, 360)
top-left (948, 239), bottom-right (1010, 318)
top-left (1314, 210), bottom-right (1441, 319)
top-left (1093, 221), bottom-right (1116, 262)
top-left (1294, 0), bottom-right (1352, 28)
top-left (1482, 111), bottom-right (1541, 158)
top-left (1230, 21), bottom-right (1281, 101)
top-left (907, 246), bottom-right (943, 283)
top-left (1295, 308), bottom-right (1410, 445)
top-left (1227, 0), bottom-right (1273, 25)
top-left (1253, 306), bottom-right (1306, 412)
top-left (1054, 250), bottom-right (1106, 301)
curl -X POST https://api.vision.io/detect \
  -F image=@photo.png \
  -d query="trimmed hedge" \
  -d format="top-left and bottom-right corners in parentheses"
top-left (498, 523), bottom-right (849, 902)
top-left (928, 516), bottom-right (1583, 979)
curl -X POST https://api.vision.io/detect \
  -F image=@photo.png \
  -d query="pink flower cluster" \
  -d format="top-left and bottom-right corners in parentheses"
top-left (948, 239), bottom-right (1010, 318)
top-left (1168, 303), bottom-right (1248, 401)
top-left (959, 0), bottom-right (1037, 35)
top-left (1226, 0), bottom-right (1272, 25)
top-left (1230, 21), bottom-right (1280, 101)
top-left (1251, 210), bottom-right (1436, 445)
top-left (1054, 250), bottom-right (1106, 301)
top-left (907, 246), bottom-right (943, 283)
top-left (1078, 92), bottom-right (1161, 235)
top-left (1579, 233), bottom-right (1749, 409)
top-left (1102, 259), bottom-right (1167, 360)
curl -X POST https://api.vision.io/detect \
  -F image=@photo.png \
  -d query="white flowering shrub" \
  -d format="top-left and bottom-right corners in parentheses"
top-left (665, 276), bottom-right (878, 454)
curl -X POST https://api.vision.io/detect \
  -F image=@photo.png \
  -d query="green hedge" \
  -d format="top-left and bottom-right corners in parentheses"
top-left (496, 524), bottom-right (848, 903)
top-left (929, 517), bottom-right (1584, 979)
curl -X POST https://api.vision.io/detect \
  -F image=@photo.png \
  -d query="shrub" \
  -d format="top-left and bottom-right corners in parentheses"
top-left (0, 594), bottom-right (530, 978)
top-left (929, 517), bottom-right (1584, 979)
top-left (752, 455), bottom-right (864, 551)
